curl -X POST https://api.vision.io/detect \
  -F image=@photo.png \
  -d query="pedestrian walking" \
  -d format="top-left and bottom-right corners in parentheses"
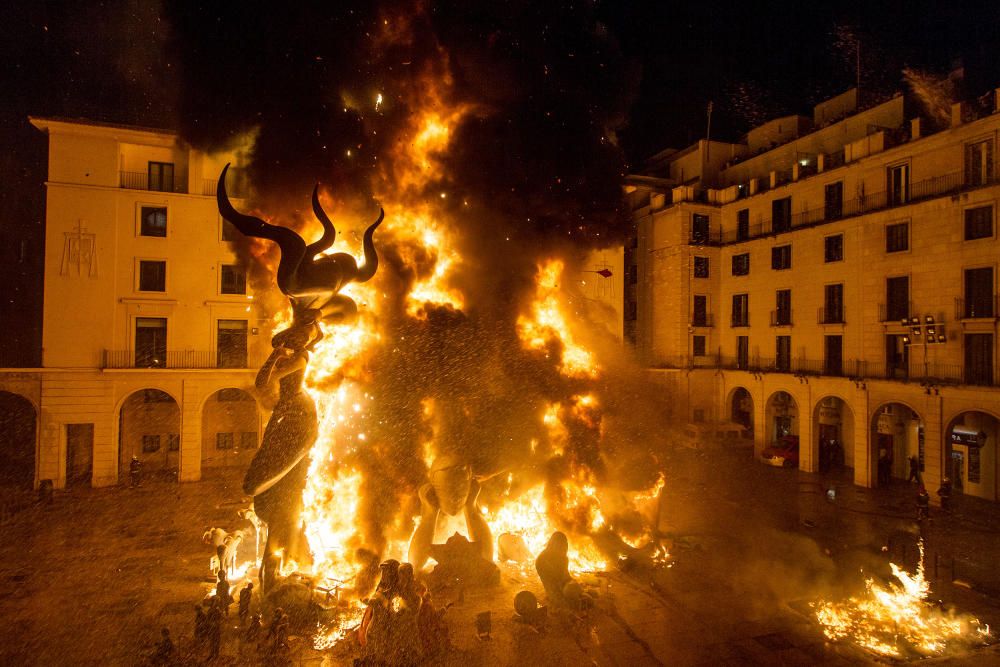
top-left (907, 456), bottom-right (921, 483)
top-left (916, 486), bottom-right (930, 521)
top-left (206, 597), bottom-right (223, 660)
top-left (938, 477), bottom-right (953, 513)
top-left (193, 604), bottom-right (208, 651)
top-left (215, 570), bottom-right (232, 616)
top-left (129, 455), bottom-right (142, 488)
top-left (150, 627), bottom-right (175, 665)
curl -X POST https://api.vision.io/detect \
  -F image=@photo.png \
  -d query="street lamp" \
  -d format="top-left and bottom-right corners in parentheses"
top-left (901, 314), bottom-right (946, 345)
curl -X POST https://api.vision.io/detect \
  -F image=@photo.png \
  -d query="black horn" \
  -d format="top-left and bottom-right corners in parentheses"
top-left (355, 209), bottom-right (384, 283)
top-left (308, 185), bottom-right (337, 258)
top-left (217, 164), bottom-right (307, 294)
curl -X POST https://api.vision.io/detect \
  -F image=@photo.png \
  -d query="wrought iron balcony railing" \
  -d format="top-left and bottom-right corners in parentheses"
top-left (653, 356), bottom-right (995, 387)
top-left (119, 171), bottom-right (187, 194)
top-left (102, 349), bottom-right (265, 370)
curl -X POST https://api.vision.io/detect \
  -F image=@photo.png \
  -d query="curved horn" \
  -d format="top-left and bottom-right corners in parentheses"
top-left (217, 163), bottom-right (307, 293)
top-left (355, 208), bottom-right (384, 283)
top-left (307, 184), bottom-right (337, 257)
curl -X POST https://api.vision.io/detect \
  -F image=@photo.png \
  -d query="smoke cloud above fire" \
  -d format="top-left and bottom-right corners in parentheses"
top-left (164, 0), bottom-right (662, 565)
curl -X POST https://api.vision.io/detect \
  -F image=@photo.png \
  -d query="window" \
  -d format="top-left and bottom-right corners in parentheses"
top-left (736, 336), bottom-right (749, 370)
top-left (135, 317), bottom-right (166, 368)
top-left (774, 289), bottom-right (791, 326)
top-left (221, 264), bottom-right (247, 295)
top-left (736, 208), bottom-right (750, 241)
top-left (771, 245), bottom-right (791, 270)
top-left (772, 197), bottom-right (791, 233)
top-left (824, 234), bottom-right (843, 262)
top-left (693, 256), bottom-right (709, 278)
top-left (168, 434), bottom-right (180, 452)
top-left (824, 181), bottom-right (843, 220)
top-left (964, 267), bottom-right (994, 318)
top-left (886, 222), bottom-right (909, 253)
top-left (693, 409), bottom-right (706, 423)
top-left (824, 335), bottom-right (843, 376)
top-left (886, 334), bottom-right (909, 378)
top-left (240, 432), bottom-right (259, 450)
top-left (824, 284), bottom-right (844, 323)
top-left (692, 335), bottom-right (706, 357)
top-left (965, 334), bottom-right (994, 386)
top-left (966, 139), bottom-right (994, 187)
top-left (217, 320), bottom-right (248, 368)
top-left (965, 205), bottom-right (993, 240)
top-left (691, 213), bottom-right (710, 244)
top-left (731, 294), bottom-right (749, 327)
top-left (138, 260), bottom-right (166, 292)
top-left (692, 295), bottom-right (708, 326)
top-left (887, 163), bottom-right (909, 205)
top-left (148, 161), bottom-right (175, 193)
top-left (627, 264), bottom-right (638, 285)
top-left (732, 253), bottom-right (750, 276)
top-left (886, 276), bottom-right (909, 321)
top-left (775, 336), bottom-right (791, 371)
top-left (216, 432), bottom-right (234, 450)
top-left (142, 435), bottom-right (161, 453)
top-left (140, 206), bottom-right (167, 237)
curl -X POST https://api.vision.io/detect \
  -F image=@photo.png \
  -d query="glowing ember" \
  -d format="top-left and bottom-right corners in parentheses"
top-left (814, 542), bottom-right (991, 658)
top-left (517, 260), bottom-right (598, 378)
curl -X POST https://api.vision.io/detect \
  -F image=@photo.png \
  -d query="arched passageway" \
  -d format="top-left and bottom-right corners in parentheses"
top-left (813, 396), bottom-right (854, 473)
top-left (946, 411), bottom-right (1000, 501)
top-left (0, 391), bottom-right (36, 489)
top-left (201, 388), bottom-right (259, 469)
top-left (730, 387), bottom-right (754, 435)
top-left (119, 389), bottom-right (180, 481)
top-left (871, 403), bottom-right (923, 488)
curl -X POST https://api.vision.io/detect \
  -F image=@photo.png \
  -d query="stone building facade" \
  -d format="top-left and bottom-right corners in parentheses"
top-left (627, 86), bottom-right (1000, 502)
top-left (0, 118), bottom-right (267, 489)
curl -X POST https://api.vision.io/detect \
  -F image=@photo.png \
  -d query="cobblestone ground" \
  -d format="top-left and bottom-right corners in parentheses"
top-left (1, 448), bottom-right (1000, 666)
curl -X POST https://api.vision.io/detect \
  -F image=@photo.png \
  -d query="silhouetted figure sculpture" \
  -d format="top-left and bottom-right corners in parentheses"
top-left (535, 532), bottom-right (572, 604)
top-left (408, 454), bottom-right (494, 571)
top-left (217, 164), bottom-right (383, 591)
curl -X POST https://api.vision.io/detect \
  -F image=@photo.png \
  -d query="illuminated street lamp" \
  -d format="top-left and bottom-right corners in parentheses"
top-left (901, 314), bottom-right (946, 346)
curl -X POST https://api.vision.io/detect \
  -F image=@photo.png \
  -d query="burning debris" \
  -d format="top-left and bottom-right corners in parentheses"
top-left (814, 542), bottom-right (992, 659)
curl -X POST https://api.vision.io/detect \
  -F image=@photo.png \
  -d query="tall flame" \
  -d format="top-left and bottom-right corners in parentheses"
top-left (814, 542), bottom-right (991, 658)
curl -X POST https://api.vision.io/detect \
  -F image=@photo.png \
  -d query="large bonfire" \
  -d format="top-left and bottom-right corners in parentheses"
top-left (230, 12), bottom-right (663, 647)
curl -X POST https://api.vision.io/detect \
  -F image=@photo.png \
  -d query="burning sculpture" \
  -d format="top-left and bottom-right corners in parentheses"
top-left (217, 165), bottom-right (383, 590)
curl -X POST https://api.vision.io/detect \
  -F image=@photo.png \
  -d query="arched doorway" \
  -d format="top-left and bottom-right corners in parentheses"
top-left (946, 411), bottom-right (1000, 501)
top-left (0, 391), bottom-right (36, 489)
top-left (202, 388), bottom-right (259, 469)
top-left (119, 389), bottom-right (180, 481)
top-left (870, 403), bottom-right (923, 488)
top-left (813, 397), bottom-right (854, 473)
top-left (730, 387), bottom-right (754, 436)
top-left (765, 391), bottom-right (799, 445)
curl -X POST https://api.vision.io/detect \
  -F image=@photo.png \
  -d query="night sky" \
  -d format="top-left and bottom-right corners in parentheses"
top-left (3, 1), bottom-right (1000, 248)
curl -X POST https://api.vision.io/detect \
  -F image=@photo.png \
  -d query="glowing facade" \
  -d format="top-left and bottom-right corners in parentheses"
top-left (628, 85), bottom-right (1000, 502)
top-left (0, 118), bottom-right (264, 488)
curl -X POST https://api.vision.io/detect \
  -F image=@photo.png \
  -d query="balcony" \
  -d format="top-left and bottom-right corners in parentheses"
top-left (956, 296), bottom-right (998, 320)
top-left (817, 307), bottom-right (845, 325)
top-left (119, 171), bottom-right (187, 194)
top-left (770, 310), bottom-right (793, 327)
top-left (731, 314), bottom-right (749, 328)
top-left (653, 356), bottom-right (996, 387)
top-left (879, 301), bottom-right (912, 323)
top-left (691, 313), bottom-right (713, 328)
top-left (102, 350), bottom-right (263, 370)
top-left (720, 170), bottom-right (972, 244)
